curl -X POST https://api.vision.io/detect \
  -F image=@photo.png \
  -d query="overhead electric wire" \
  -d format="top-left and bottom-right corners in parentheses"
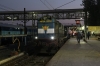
top-left (0, 4), bottom-right (16, 11)
top-left (40, 0), bottom-right (51, 9)
top-left (0, 7), bottom-right (9, 11)
top-left (44, 0), bottom-right (54, 9)
top-left (55, 0), bottom-right (76, 9)
top-left (43, 0), bottom-right (76, 10)
top-left (40, 0), bottom-right (76, 20)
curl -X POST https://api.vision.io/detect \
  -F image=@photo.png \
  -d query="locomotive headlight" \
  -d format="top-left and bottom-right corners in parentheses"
top-left (35, 36), bottom-right (38, 39)
top-left (50, 36), bottom-right (54, 40)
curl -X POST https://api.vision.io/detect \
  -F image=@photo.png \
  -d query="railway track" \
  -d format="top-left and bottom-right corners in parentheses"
top-left (0, 37), bottom-right (68, 66)
top-left (1, 53), bottom-right (53, 66)
top-left (25, 55), bottom-right (52, 66)
top-left (1, 54), bottom-right (32, 66)
top-left (0, 46), bottom-right (12, 61)
top-left (0, 45), bottom-right (55, 66)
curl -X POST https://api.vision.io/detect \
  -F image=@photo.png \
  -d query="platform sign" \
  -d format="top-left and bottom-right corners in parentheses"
top-left (75, 20), bottom-right (80, 24)
top-left (75, 20), bottom-right (81, 31)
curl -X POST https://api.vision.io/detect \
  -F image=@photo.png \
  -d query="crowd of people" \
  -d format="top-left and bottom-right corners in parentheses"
top-left (67, 30), bottom-right (91, 44)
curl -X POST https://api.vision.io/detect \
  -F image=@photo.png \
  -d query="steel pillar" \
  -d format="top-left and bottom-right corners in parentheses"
top-left (24, 8), bottom-right (27, 45)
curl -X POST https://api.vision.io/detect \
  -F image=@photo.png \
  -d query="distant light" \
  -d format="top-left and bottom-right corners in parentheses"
top-left (35, 36), bottom-right (38, 39)
top-left (80, 18), bottom-right (82, 19)
top-left (7, 17), bottom-right (11, 19)
top-left (82, 26), bottom-right (84, 30)
top-left (33, 14), bottom-right (35, 16)
top-left (13, 17), bottom-right (17, 19)
top-left (50, 36), bottom-right (54, 40)
top-left (87, 26), bottom-right (88, 28)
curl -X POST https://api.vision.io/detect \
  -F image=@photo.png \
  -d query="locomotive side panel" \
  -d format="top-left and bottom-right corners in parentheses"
top-left (54, 21), bottom-right (59, 39)
top-left (54, 21), bottom-right (64, 40)
top-left (59, 23), bottom-right (64, 38)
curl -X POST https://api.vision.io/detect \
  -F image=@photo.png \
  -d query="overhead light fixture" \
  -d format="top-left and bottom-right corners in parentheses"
top-left (7, 17), bottom-right (11, 19)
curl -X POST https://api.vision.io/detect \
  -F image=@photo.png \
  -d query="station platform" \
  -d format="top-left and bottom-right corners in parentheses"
top-left (46, 37), bottom-right (100, 66)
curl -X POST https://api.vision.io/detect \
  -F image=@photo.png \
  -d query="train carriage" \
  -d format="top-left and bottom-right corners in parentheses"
top-left (0, 23), bottom-right (24, 35)
top-left (0, 23), bottom-right (38, 46)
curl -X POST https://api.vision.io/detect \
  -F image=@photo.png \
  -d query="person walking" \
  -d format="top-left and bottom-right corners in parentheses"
top-left (87, 31), bottom-right (90, 40)
top-left (76, 31), bottom-right (82, 44)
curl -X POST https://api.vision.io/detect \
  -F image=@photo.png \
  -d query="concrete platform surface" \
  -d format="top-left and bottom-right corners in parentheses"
top-left (46, 37), bottom-right (100, 66)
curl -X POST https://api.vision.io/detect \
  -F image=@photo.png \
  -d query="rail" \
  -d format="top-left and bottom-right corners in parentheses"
top-left (0, 52), bottom-right (24, 65)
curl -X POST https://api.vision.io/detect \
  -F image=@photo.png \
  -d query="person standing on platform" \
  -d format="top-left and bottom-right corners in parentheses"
top-left (76, 31), bottom-right (82, 44)
top-left (87, 31), bottom-right (90, 40)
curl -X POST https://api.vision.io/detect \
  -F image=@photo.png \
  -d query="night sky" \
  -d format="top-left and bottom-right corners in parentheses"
top-left (0, 0), bottom-right (83, 25)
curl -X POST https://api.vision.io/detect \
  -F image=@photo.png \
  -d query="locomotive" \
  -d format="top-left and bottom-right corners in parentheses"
top-left (36, 15), bottom-right (64, 47)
